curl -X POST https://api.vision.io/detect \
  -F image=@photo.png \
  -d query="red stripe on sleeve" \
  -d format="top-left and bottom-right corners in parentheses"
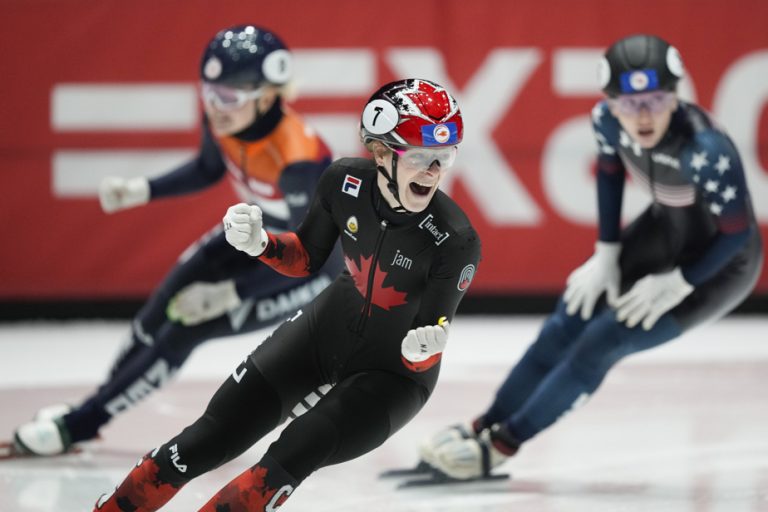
top-left (257, 232), bottom-right (311, 277)
top-left (401, 353), bottom-right (442, 373)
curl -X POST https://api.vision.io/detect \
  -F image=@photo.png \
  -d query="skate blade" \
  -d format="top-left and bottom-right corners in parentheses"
top-left (0, 440), bottom-right (81, 460)
top-left (397, 471), bottom-right (510, 488)
top-left (379, 461), bottom-right (433, 478)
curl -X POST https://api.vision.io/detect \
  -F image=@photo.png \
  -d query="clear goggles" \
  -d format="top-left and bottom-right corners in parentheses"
top-left (388, 145), bottom-right (458, 171)
top-left (609, 91), bottom-right (676, 116)
top-left (200, 82), bottom-right (266, 112)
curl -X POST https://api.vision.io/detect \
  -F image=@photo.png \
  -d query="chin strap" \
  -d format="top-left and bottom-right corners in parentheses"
top-left (231, 96), bottom-right (281, 140)
top-left (376, 151), bottom-right (411, 214)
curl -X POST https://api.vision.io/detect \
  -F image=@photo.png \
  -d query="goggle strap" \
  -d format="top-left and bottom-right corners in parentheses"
top-left (376, 156), bottom-right (412, 215)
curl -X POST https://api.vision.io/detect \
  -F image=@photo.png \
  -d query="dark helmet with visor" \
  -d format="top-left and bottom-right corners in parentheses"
top-left (599, 34), bottom-right (684, 96)
top-left (200, 25), bottom-right (292, 88)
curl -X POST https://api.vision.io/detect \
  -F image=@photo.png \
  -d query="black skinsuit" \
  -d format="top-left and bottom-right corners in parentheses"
top-left (114, 156), bottom-right (481, 509)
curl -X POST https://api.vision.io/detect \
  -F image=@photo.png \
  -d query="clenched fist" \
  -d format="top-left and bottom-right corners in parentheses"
top-left (223, 203), bottom-right (268, 257)
top-left (98, 177), bottom-right (150, 213)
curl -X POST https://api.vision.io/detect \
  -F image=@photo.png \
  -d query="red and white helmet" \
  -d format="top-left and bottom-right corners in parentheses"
top-left (360, 79), bottom-right (463, 148)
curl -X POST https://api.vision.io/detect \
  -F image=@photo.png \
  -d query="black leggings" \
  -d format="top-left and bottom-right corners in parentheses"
top-left (156, 356), bottom-right (428, 485)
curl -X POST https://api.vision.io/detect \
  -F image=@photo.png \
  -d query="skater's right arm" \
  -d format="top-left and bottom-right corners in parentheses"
top-left (223, 164), bottom-right (339, 277)
top-left (563, 102), bottom-right (626, 320)
top-left (99, 118), bottom-right (227, 213)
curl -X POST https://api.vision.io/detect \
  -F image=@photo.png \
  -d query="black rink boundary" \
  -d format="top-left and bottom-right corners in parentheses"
top-left (1, 294), bottom-right (767, 321)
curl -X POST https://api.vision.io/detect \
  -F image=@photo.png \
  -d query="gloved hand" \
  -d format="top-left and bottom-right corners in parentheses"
top-left (166, 280), bottom-right (242, 326)
top-left (400, 319), bottom-right (450, 363)
top-left (564, 241), bottom-right (622, 320)
top-left (223, 203), bottom-right (268, 257)
top-left (615, 267), bottom-right (693, 330)
top-left (98, 176), bottom-right (150, 213)
top-left (428, 423), bottom-right (518, 480)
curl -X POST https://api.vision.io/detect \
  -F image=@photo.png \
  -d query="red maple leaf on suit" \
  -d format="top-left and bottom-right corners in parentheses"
top-left (345, 254), bottom-right (408, 312)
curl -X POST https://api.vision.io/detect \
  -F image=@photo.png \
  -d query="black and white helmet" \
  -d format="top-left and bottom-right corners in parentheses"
top-left (599, 34), bottom-right (684, 96)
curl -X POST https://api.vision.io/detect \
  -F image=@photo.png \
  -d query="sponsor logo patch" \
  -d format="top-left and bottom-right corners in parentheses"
top-left (619, 69), bottom-right (659, 93)
top-left (418, 213), bottom-right (450, 245)
top-left (342, 174), bottom-right (361, 197)
top-left (346, 216), bottom-right (359, 233)
top-left (651, 152), bottom-right (680, 169)
top-left (169, 443), bottom-right (187, 473)
top-left (421, 122), bottom-right (459, 146)
top-left (457, 264), bottom-right (475, 291)
top-left (390, 249), bottom-right (413, 270)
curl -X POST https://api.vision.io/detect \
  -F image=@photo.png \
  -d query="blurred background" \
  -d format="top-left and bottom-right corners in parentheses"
top-left (1, 0), bottom-right (766, 319)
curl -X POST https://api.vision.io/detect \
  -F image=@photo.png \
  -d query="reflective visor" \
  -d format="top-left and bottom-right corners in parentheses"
top-left (200, 82), bottom-right (264, 111)
top-left (390, 145), bottom-right (458, 171)
top-left (609, 91), bottom-right (676, 116)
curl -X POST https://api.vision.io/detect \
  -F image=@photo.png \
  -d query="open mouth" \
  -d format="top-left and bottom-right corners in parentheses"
top-left (637, 127), bottom-right (654, 138)
top-left (409, 181), bottom-right (433, 196)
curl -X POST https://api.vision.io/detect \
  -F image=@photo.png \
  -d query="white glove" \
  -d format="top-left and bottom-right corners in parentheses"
top-left (615, 267), bottom-right (693, 330)
top-left (98, 176), bottom-right (150, 213)
top-left (400, 319), bottom-right (449, 363)
top-left (429, 428), bottom-right (509, 480)
top-left (564, 241), bottom-right (622, 320)
top-left (419, 424), bottom-right (477, 468)
top-left (166, 280), bottom-right (242, 326)
top-left (223, 203), bottom-right (268, 257)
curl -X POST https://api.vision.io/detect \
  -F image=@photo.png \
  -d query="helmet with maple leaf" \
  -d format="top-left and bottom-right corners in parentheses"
top-left (360, 79), bottom-right (463, 149)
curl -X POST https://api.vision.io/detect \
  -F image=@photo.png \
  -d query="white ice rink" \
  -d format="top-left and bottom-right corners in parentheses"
top-left (1, 316), bottom-right (767, 511)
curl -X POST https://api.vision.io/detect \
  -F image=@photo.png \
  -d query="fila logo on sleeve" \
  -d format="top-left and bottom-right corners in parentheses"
top-left (342, 175), bottom-right (362, 197)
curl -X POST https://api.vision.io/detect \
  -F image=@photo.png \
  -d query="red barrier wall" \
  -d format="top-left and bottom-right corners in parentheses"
top-left (1, 0), bottom-right (767, 299)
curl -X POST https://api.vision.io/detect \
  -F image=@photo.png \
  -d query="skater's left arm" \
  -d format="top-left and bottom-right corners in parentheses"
top-left (415, 226), bottom-right (481, 326)
top-left (401, 228), bottom-right (480, 372)
top-left (678, 132), bottom-right (755, 286)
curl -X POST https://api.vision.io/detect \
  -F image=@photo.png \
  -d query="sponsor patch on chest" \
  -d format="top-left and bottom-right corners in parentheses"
top-left (651, 152), bottom-right (680, 170)
top-left (390, 249), bottom-right (413, 270)
top-left (342, 175), bottom-right (361, 197)
top-left (344, 215), bottom-right (359, 241)
top-left (418, 213), bottom-right (450, 246)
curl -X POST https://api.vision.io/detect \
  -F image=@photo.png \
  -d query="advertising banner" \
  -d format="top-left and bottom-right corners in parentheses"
top-left (1, 1), bottom-right (766, 298)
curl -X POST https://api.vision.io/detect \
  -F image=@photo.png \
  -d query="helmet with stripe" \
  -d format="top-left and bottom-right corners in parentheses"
top-left (599, 34), bottom-right (684, 96)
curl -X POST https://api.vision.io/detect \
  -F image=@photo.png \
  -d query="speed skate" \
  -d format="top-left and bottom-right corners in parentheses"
top-left (379, 460), bottom-right (509, 488)
top-left (0, 439), bottom-right (81, 460)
